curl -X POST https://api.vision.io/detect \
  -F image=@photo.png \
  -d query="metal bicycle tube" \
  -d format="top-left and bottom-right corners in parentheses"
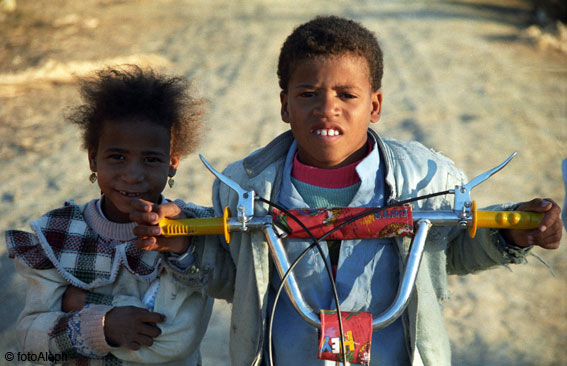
top-left (263, 224), bottom-right (322, 328)
top-left (412, 211), bottom-right (462, 226)
top-left (372, 218), bottom-right (432, 329)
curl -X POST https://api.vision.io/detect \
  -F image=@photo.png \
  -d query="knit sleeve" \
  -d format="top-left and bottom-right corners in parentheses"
top-left (61, 304), bottom-right (114, 358)
top-left (48, 313), bottom-right (82, 360)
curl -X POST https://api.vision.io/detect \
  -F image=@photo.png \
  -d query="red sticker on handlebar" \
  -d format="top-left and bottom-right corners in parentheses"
top-left (318, 310), bottom-right (372, 365)
top-left (272, 205), bottom-right (413, 240)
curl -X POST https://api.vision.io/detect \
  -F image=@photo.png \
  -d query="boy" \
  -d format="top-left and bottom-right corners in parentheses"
top-left (130, 16), bottom-right (562, 365)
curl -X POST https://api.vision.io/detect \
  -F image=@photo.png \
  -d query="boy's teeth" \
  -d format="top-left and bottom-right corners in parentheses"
top-left (120, 191), bottom-right (140, 197)
top-left (314, 129), bottom-right (340, 136)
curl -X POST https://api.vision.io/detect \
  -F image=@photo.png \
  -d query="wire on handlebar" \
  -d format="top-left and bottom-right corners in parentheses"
top-left (269, 240), bottom-right (325, 364)
top-left (258, 189), bottom-right (452, 365)
top-left (256, 197), bottom-right (348, 365)
top-left (318, 190), bottom-right (453, 242)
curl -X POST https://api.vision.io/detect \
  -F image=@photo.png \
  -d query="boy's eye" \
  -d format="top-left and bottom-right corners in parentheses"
top-left (109, 154), bottom-right (125, 161)
top-left (340, 92), bottom-right (357, 99)
top-left (144, 157), bottom-right (162, 164)
top-left (299, 91), bottom-right (316, 98)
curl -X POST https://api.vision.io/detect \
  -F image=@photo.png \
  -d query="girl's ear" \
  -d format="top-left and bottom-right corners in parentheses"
top-left (88, 149), bottom-right (97, 171)
top-left (280, 91), bottom-right (290, 123)
top-left (169, 154), bottom-right (180, 177)
top-left (370, 90), bottom-right (383, 124)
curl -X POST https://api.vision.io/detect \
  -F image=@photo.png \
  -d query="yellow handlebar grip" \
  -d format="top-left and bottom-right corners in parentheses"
top-left (476, 210), bottom-right (544, 229)
top-left (159, 206), bottom-right (232, 243)
top-left (159, 217), bottom-right (224, 236)
top-left (468, 200), bottom-right (544, 238)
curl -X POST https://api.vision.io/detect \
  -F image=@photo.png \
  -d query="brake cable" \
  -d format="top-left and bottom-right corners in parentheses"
top-left (258, 189), bottom-right (453, 365)
top-left (318, 190), bottom-right (453, 242)
top-left (257, 197), bottom-right (348, 365)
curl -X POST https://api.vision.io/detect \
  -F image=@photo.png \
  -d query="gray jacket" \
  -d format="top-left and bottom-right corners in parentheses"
top-left (177, 130), bottom-right (529, 366)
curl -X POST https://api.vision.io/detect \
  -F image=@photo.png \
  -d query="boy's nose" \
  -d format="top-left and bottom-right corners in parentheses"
top-left (314, 93), bottom-right (339, 119)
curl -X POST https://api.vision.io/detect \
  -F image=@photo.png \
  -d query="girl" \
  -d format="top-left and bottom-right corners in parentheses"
top-left (5, 65), bottom-right (213, 365)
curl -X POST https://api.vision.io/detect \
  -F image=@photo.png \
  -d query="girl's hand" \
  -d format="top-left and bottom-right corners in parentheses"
top-left (104, 306), bottom-right (165, 350)
top-left (129, 199), bottom-right (190, 254)
top-left (62, 285), bottom-right (87, 312)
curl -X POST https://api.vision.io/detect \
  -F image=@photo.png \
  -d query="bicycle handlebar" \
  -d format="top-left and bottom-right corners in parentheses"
top-left (156, 153), bottom-right (543, 331)
top-left (158, 205), bottom-right (542, 330)
top-left (160, 206), bottom-right (543, 240)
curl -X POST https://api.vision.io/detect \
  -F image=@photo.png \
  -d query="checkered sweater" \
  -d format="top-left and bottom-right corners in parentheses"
top-left (7, 200), bottom-right (159, 287)
top-left (6, 199), bottom-right (212, 365)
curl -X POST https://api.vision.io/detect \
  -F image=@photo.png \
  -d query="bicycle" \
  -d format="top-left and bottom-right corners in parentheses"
top-left (158, 152), bottom-right (542, 366)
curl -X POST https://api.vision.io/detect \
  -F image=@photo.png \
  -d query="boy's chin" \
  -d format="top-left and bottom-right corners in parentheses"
top-left (309, 159), bottom-right (348, 169)
top-left (321, 156), bottom-right (361, 169)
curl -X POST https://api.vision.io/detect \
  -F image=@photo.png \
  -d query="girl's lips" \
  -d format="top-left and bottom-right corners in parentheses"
top-left (117, 190), bottom-right (144, 198)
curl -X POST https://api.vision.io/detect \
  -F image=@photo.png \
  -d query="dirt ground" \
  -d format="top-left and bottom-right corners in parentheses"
top-left (0, 0), bottom-right (566, 365)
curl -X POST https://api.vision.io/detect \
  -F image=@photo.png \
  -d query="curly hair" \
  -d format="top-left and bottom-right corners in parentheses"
top-left (277, 16), bottom-right (383, 92)
top-left (68, 65), bottom-right (204, 157)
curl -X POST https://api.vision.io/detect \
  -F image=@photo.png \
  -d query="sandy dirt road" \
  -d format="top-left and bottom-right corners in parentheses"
top-left (0, 0), bottom-right (566, 365)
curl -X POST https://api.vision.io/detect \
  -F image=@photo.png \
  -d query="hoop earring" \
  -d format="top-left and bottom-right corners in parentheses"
top-left (168, 177), bottom-right (175, 188)
top-left (89, 172), bottom-right (97, 184)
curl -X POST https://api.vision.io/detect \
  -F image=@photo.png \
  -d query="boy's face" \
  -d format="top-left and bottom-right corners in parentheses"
top-left (88, 117), bottom-right (179, 223)
top-left (280, 53), bottom-right (382, 169)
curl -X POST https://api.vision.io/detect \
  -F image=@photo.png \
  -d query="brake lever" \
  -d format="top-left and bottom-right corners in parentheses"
top-left (465, 152), bottom-right (517, 192)
top-left (200, 154), bottom-right (255, 225)
top-left (453, 152), bottom-right (517, 226)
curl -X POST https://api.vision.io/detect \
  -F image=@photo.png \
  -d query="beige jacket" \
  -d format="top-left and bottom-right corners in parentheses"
top-left (185, 130), bottom-right (530, 366)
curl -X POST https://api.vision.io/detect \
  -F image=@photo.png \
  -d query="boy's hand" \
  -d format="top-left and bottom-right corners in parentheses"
top-left (104, 306), bottom-right (164, 350)
top-left (502, 198), bottom-right (562, 249)
top-left (62, 285), bottom-right (87, 312)
top-left (129, 199), bottom-right (190, 254)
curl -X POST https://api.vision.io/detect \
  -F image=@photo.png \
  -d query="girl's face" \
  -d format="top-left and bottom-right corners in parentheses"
top-left (88, 117), bottom-right (179, 223)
